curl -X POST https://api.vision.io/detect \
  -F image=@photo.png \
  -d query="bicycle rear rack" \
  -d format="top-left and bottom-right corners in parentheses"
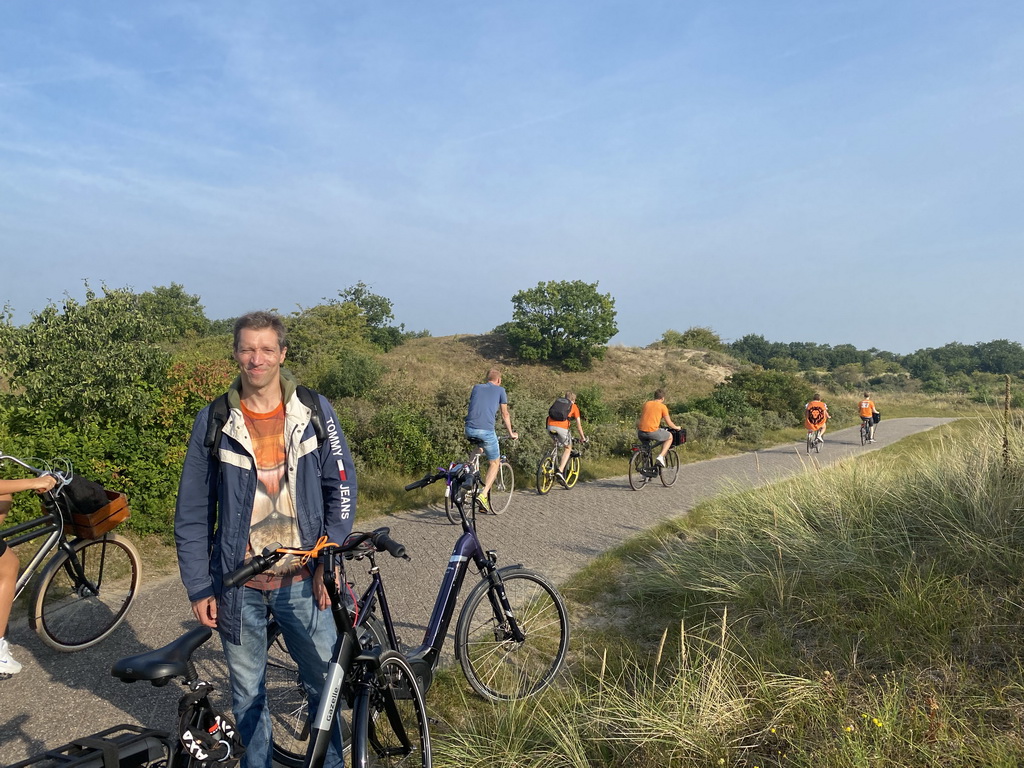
top-left (8, 724), bottom-right (167, 768)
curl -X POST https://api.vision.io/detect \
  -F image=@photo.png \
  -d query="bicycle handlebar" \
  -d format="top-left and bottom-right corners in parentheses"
top-left (0, 453), bottom-right (73, 493)
top-left (223, 527), bottom-right (410, 588)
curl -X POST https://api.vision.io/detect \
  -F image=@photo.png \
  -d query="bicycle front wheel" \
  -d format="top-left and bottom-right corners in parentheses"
top-left (659, 450), bottom-right (680, 487)
top-left (351, 651), bottom-right (431, 768)
top-left (564, 454), bottom-right (581, 488)
top-left (536, 456), bottom-right (554, 495)
top-left (31, 534), bottom-right (141, 651)
top-left (628, 451), bottom-right (648, 491)
top-left (455, 567), bottom-right (569, 701)
top-left (443, 489), bottom-right (459, 525)
top-left (269, 613), bottom-right (390, 767)
top-left (861, 424), bottom-right (867, 446)
top-left (487, 461), bottom-right (514, 514)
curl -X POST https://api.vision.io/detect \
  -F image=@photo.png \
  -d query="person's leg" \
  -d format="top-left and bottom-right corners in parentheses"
top-left (658, 438), bottom-right (672, 462)
top-left (0, 544), bottom-right (22, 674)
top-left (222, 588), bottom-right (273, 768)
top-left (271, 578), bottom-right (344, 768)
top-left (0, 544), bottom-right (18, 636)
top-left (476, 431), bottom-right (501, 496)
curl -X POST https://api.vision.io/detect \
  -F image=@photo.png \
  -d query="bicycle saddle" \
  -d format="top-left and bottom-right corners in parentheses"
top-left (111, 626), bottom-right (213, 684)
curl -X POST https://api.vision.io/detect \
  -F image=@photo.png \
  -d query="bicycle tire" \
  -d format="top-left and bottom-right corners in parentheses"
top-left (270, 613), bottom-right (390, 768)
top-left (861, 423), bottom-right (868, 446)
top-left (659, 450), bottom-right (680, 487)
top-left (455, 566), bottom-right (569, 701)
top-left (30, 534), bottom-right (141, 652)
top-left (351, 651), bottom-right (431, 768)
top-left (443, 489), bottom-right (459, 525)
top-left (487, 461), bottom-right (514, 515)
top-left (814, 434), bottom-right (822, 453)
top-left (628, 451), bottom-right (648, 491)
top-left (564, 454), bottom-right (580, 488)
top-left (536, 456), bottom-right (554, 495)
top-left (806, 433), bottom-right (814, 454)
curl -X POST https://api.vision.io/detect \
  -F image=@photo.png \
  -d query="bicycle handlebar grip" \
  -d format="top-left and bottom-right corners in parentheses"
top-left (223, 542), bottom-right (283, 588)
top-left (403, 473), bottom-right (434, 491)
top-left (372, 529), bottom-right (406, 559)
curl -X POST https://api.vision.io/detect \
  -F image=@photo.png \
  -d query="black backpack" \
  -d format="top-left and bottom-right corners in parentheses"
top-left (548, 397), bottom-right (572, 422)
top-left (203, 385), bottom-right (327, 459)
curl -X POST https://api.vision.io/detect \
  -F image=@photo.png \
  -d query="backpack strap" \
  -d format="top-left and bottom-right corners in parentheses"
top-left (295, 385), bottom-right (327, 444)
top-left (203, 387), bottom-right (327, 462)
top-left (203, 393), bottom-right (231, 458)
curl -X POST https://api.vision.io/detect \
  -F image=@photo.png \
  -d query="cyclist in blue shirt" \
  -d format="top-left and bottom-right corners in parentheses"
top-left (465, 369), bottom-right (518, 510)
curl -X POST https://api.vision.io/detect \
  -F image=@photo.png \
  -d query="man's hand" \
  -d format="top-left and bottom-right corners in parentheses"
top-left (313, 562), bottom-right (331, 611)
top-left (509, 431), bottom-right (519, 440)
top-left (192, 596), bottom-right (218, 628)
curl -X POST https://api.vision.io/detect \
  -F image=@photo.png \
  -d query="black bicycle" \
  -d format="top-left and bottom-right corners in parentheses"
top-left (628, 438), bottom-right (680, 490)
top-left (11, 627), bottom-right (244, 768)
top-left (268, 471), bottom-right (569, 767)
top-left (0, 453), bottom-right (141, 651)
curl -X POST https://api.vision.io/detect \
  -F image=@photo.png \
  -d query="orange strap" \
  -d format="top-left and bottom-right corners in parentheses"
top-left (274, 535), bottom-right (339, 566)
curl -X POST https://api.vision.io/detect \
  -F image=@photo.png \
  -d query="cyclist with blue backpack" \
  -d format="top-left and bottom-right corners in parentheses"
top-left (546, 392), bottom-right (586, 488)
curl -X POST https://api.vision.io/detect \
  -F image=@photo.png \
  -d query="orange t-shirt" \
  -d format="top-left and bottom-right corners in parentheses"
top-left (858, 399), bottom-right (876, 419)
top-left (804, 401), bottom-right (828, 431)
top-left (638, 400), bottom-right (669, 433)
top-left (546, 402), bottom-right (580, 429)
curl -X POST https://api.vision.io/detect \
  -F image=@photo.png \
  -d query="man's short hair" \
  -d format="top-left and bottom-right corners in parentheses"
top-left (233, 311), bottom-right (287, 351)
top-left (565, 391), bottom-right (576, 402)
top-left (813, 393), bottom-right (821, 400)
top-left (863, 392), bottom-right (870, 398)
top-left (653, 388), bottom-right (666, 400)
top-left (486, 368), bottom-right (501, 383)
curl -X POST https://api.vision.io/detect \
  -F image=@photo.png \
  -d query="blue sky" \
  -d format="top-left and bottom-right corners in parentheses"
top-left (2, 1), bottom-right (1022, 353)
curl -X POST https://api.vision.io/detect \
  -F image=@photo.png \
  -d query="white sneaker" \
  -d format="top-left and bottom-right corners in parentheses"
top-left (656, 455), bottom-right (666, 467)
top-left (0, 638), bottom-right (23, 675)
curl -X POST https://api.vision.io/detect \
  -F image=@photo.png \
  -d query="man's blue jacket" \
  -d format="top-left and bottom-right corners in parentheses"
top-left (174, 371), bottom-right (356, 645)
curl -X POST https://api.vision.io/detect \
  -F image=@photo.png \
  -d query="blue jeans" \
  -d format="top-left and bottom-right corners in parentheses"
top-left (221, 579), bottom-right (344, 768)
top-left (465, 427), bottom-right (499, 460)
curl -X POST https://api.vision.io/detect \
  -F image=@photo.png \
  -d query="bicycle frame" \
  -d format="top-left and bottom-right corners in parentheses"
top-left (362, 485), bottom-right (524, 691)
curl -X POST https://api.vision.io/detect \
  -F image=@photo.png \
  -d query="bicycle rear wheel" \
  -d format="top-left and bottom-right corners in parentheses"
top-left (269, 613), bottom-right (390, 768)
top-left (535, 456), bottom-right (555, 495)
top-left (861, 423), bottom-right (868, 446)
top-left (487, 461), bottom-right (514, 514)
top-left (659, 450), bottom-right (680, 487)
top-left (564, 454), bottom-right (581, 488)
top-left (31, 534), bottom-right (141, 651)
top-left (351, 651), bottom-right (431, 768)
top-left (628, 451), bottom-right (648, 491)
top-left (455, 566), bottom-right (569, 701)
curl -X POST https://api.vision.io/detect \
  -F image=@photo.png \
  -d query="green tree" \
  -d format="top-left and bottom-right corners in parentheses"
top-left (0, 287), bottom-right (169, 431)
top-left (500, 280), bottom-right (618, 371)
top-left (657, 326), bottom-right (724, 351)
top-left (136, 283), bottom-right (209, 340)
top-left (338, 281), bottom-right (408, 351)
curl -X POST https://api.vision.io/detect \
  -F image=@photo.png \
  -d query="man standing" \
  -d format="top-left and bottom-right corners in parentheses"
top-left (465, 368), bottom-right (518, 510)
top-left (636, 389), bottom-right (681, 466)
top-left (175, 311), bottom-right (356, 768)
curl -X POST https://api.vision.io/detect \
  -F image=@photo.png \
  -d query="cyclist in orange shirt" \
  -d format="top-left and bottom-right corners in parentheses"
top-left (804, 395), bottom-right (830, 444)
top-left (546, 392), bottom-right (586, 488)
top-left (636, 389), bottom-right (681, 467)
top-left (858, 392), bottom-right (879, 443)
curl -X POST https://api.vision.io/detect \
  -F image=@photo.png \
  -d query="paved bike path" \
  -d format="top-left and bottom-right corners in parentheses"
top-left (0, 418), bottom-right (954, 764)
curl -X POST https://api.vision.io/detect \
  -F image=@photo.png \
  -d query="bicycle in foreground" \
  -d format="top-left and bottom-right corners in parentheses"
top-left (535, 437), bottom-right (586, 495)
top-left (806, 429), bottom-right (823, 454)
top-left (0, 453), bottom-right (141, 651)
top-left (628, 431), bottom-right (683, 491)
top-left (442, 435), bottom-right (514, 523)
top-left (268, 487), bottom-right (568, 766)
top-left (234, 535), bottom-right (431, 768)
top-left (12, 532), bottom-right (431, 768)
